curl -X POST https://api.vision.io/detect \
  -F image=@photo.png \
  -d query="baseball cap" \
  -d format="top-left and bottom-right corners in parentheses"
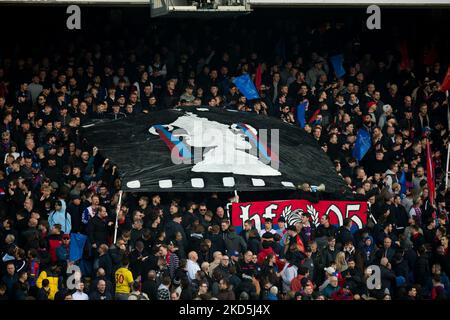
top-left (324, 266), bottom-right (336, 275)
top-left (382, 104), bottom-right (392, 113)
top-left (32, 162), bottom-right (41, 170)
top-left (230, 251), bottom-right (240, 257)
top-left (367, 101), bottom-right (376, 108)
top-left (71, 194), bottom-right (81, 200)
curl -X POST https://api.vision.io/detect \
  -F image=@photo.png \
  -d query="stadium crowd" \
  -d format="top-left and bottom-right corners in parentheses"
top-left (0, 14), bottom-right (450, 301)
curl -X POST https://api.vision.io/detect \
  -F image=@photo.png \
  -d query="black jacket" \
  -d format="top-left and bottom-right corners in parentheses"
top-left (67, 203), bottom-right (84, 234)
top-left (336, 226), bottom-right (354, 247)
top-left (164, 220), bottom-right (187, 245)
top-left (89, 290), bottom-right (113, 300)
top-left (87, 215), bottom-right (111, 246)
top-left (207, 233), bottom-right (226, 254)
top-left (414, 255), bottom-right (431, 286)
top-left (97, 253), bottom-right (113, 279)
top-left (142, 280), bottom-right (158, 300)
top-left (380, 265), bottom-right (396, 292)
top-left (222, 231), bottom-right (247, 255)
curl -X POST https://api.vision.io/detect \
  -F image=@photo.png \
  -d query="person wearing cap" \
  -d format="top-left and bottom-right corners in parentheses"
top-left (229, 250), bottom-right (240, 265)
top-left (330, 282), bottom-right (354, 300)
top-left (56, 234), bottom-right (71, 270)
top-left (48, 200), bottom-right (71, 235)
top-left (284, 225), bottom-right (306, 256)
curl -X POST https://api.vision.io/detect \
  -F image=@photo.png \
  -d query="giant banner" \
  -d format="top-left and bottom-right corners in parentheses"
top-left (231, 200), bottom-right (369, 233)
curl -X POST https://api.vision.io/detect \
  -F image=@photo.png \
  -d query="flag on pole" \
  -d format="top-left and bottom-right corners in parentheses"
top-left (440, 67), bottom-right (450, 92)
top-left (330, 54), bottom-right (346, 78)
top-left (308, 108), bottom-right (321, 124)
top-left (353, 128), bottom-right (372, 161)
top-left (255, 64), bottom-right (262, 93)
top-left (296, 100), bottom-right (308, 128)
top-left (232, 74), bottom-right (260, 100)
top-left (70, 233), bottom-right (87, 262)
top-left (426, 139), bottom-right (436, 206)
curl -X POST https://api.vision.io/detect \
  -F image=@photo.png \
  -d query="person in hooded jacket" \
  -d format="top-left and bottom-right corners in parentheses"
top-left (48, 200), bottom-right (71, 235)
top-left (358, 236), bottom-right (378, 267)
top-left (221, 221), bottom-right (246, 255)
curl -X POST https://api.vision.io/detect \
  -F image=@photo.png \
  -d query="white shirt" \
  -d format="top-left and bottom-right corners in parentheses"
top-left (281, 264), bottom-right (298, 293)
top-left (259, 228), bottom-right (277, 237)
top-left (72, 291), bottom-right (89, 300)
top-left (186, 259), bottom-right (201, 281)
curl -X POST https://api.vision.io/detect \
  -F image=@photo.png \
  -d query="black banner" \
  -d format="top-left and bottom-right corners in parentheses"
top-left (81, 107), bottom-right (346, 193)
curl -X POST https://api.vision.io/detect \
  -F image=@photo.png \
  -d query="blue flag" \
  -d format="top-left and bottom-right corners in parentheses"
top-left (233, 74), bottom-right (260, 100)
top-left (70, 233), bottom-right (87, 262)
top-left (330, 54), bottom-right (346, 78)
top-left (399, 170), bottom-right (407, 195)
top-left (296, 100), bottom-right (308, 128)
top-left (353, 128), bottom-right (371, 161)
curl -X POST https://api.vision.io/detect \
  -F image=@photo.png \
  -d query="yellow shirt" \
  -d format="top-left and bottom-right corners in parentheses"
top-left (36, 271), bottom-right (59, 300)
top-left (115, 267), bottom-right (134, 294)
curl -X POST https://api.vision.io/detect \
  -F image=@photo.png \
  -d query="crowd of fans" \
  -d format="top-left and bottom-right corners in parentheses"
top-left (0, 12), bottom-right (450, 301)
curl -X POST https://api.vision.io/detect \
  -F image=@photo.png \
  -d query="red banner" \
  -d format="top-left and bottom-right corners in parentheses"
top-left (231, 199), bottom-right (368, 233)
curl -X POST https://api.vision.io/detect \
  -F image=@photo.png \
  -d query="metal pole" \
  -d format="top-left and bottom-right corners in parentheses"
top-left (113, 190), bottom-right (124, 244)
top-left (446, 142), bottom-right (450, 190)
top-left (446, 96), bottom-right (450, 190)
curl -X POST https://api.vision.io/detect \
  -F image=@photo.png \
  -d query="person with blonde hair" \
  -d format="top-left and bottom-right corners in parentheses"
top-left (335, 251), bottom-right (348, 273)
